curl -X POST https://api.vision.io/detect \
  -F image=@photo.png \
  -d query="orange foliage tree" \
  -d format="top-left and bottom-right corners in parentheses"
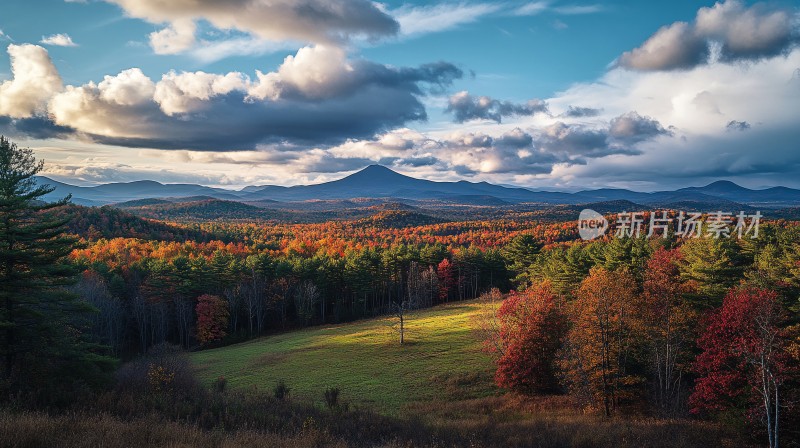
top-left (559, 267), bottom-right (641, 416)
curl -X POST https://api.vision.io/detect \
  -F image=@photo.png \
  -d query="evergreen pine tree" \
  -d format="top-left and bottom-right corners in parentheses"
top-left (0, 136), bottom-right (114, 398)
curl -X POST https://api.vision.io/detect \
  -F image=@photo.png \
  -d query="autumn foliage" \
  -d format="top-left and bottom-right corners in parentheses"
top-left (195, 294), bottom-right (229, 345)
top-left (639, 248), bottom-right (697, 413)
top-left (559, 268), bottom-right (641, 416)
top-left (690, 287), bottom-right (794, 448)
top-left (494, 283), bottom-right (566, 394)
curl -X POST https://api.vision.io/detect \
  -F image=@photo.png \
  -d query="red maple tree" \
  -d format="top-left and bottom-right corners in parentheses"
top-left (691, 287), bottom-right (793, 448)
top-left (195, 294), bottom-right (229, 345)
top-left (494, 282), bottom-right (567, 394)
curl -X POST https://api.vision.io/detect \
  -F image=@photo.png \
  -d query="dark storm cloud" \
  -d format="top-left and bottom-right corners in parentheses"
top-left (446, 91), bottom-right (548, 123)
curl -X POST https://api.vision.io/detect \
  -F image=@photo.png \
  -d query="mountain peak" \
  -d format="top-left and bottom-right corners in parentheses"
top-left (342, 165), bottom-right (408, 181)
top-left (700, 180), bottom-right (749, 192)
top-left (357, 165), bottom-right (400, 175)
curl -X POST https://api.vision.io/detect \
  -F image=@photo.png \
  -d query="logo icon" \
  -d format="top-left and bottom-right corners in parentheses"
top-left (578, 209), bottom-right (608, 240)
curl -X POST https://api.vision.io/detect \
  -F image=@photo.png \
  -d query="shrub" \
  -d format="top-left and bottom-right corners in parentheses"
top-left (212, 376), bottom-right (227, 394)
top-left (115, 343), bottom-right (200, 399)
top-left (324, 387), bottom-right (340, 409)
top-left (274, 380), bottom-right (290, 401)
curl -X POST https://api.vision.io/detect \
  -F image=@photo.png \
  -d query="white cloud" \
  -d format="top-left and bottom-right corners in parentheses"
top-left (98, 68), bottom-right (155, 106)
top-left (6, 43), bottom-right (459, 149)
top-left (392, 2), bottom-right (502, 36)
top-left (0, 44), bottom-right (63, 118)
top-left (154, 70), bottom-right (248, 115)
top-left (553, 4), bottom-right (604, 15)
top-left (514, 2), bottom-right (550, 16)
top-left (149, 19), bottom-right (195, 55)
top-left (40, 33), bottom-right (78, 47)
top-left (247, 45), bottom-right (354, 101)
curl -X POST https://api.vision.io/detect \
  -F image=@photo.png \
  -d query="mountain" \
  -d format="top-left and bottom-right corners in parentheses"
top-left (677, 181), bottom-right (800, 207)
top-left (36, 177), bottom-right (243, 204)
top-left (37, 166), bottom-right (800, 210)
top-left (238, 165), bottom-right (563, 203)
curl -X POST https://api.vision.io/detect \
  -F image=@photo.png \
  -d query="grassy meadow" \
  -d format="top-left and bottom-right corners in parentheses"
top-left (192, 301), bottom-right (497, 413)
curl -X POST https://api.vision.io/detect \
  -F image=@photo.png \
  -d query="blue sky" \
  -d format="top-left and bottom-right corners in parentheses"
top-left (0, 0), bottom-right (798, 190)
top-left (1, 1), bottom-right (717, 99)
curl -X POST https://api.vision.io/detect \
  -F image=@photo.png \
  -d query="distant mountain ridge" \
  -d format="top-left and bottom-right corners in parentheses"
top-left (36, 165), bottom-right (800, 209)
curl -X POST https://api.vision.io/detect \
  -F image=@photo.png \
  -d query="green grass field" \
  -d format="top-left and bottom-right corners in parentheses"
top-left (192, 301), bottom-right (497, 414)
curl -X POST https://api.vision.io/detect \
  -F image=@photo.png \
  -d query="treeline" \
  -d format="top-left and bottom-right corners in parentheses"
top-left (73, 240), bottom-right (512, 355)
top-left (487, 226), bottom-right (800, 447)
top-left (63, 213), bottom-right (578, 356)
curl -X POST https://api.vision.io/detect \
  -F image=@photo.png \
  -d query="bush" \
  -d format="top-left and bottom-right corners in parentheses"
top-left (273, 380), bottom-right (290, 401)
top-left (115, 343), bottom-right (200, 399)
top-left (324, 387), bottom-right (340, 409)
top-left (212, 376), bottom-right (227, 394)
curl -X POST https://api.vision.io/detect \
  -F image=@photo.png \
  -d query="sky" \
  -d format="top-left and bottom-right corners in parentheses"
top-left (0, 0), bottom-right (798, 191)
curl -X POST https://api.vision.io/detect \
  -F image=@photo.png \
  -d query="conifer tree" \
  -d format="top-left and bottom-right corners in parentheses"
top-left (0, 136), bottom-right (113, 395)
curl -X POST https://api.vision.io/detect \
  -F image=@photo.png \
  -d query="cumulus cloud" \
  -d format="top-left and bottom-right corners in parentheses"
top-left (608, 111), bottom-right (672, 144)
top-left (537, 122), bottom-right (622, 158)
top-left (248, 46), bottom-right (462, 101)
top-left (537, 44), bottom-right (800, 189)
top-left (446, 91), bottom-right (548, 123)
top-left (618, 22), bottom-right (708, 71)
top-left (695, 0), bottom-right (798, 62)
top-left (0, 44), bottom-right (63, 118)
top-left (105, 0), bottom-right (399, 53)
top-left (40, 33), bottom-right (77, 47)
top-left (19, 44), bottom-right (461, 150)
top-left (149, 19), bottom-right (195, 54)
top-left (154, 70), bottom-right (248, 115)
top-left (618, 0), bottom-right (798, 71)
top-left (98, 68), bottom-right (156, 106)
top-left (444, 128), bottom-right (559, 175)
